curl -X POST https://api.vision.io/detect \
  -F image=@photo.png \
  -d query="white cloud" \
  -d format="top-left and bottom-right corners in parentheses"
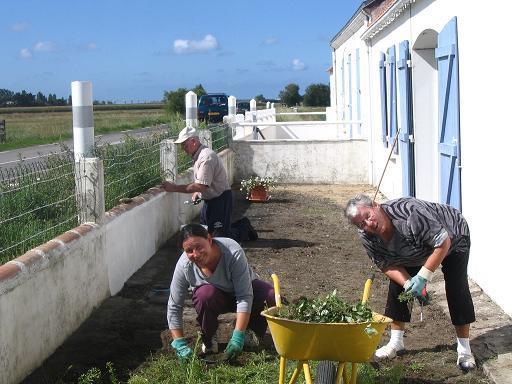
top-left (19, 48), bottom-right (32, 59)
top-left (33, 41), bottom-right (57, 52)
top-left (11, 21), bottom-right (29, 32)
top-left (173, 34), bottom-right (218, 54)
top-left (86, 42), bottom-right (97, 51)
top-left (292, 58), bottom-right (306, 71)
top-left (262, 37), bottom-right (278, 45)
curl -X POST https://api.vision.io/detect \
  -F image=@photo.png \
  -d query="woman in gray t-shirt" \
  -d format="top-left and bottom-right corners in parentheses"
top-left (167, 224), bottom-right (275, 361)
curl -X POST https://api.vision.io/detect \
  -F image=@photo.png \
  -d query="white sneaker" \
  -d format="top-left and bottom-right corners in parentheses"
top-left (201, 334), bottom-right (218, 354)
top-left (374, 343), bottom-right (404, 360)
top-left (457, 353), bottom-right (476, 371)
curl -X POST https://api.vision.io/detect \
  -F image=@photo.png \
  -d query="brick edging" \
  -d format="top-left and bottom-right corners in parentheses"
top-left (0, 186), bottom-right (166, 295)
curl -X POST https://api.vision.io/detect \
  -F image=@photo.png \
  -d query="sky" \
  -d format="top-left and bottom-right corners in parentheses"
top-left (1, 0), bottom-right (362, 102)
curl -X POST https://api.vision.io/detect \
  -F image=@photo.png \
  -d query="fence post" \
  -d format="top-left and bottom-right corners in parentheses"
top-left (228, 95), bottom-right (236, 117)
top-left (76, 158), bottom-right (105, 223)
top-left (71, 81), bottom-right (94, 160)
top-left (199, 129), bottom-right (212, 149)
top-left (250, 99), bottom-right (258, 140)
top-left (266, 101), bottom-right (270, 109)
top-left (160, 139), bottom-right (177, 182)
top-left (0, 120), bottom-right (5, 142)
top-left (186, 91), bottom-right (198, 128)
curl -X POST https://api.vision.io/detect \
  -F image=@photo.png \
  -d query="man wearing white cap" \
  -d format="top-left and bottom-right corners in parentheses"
top-left (163, 126), bottom-right (257, 242)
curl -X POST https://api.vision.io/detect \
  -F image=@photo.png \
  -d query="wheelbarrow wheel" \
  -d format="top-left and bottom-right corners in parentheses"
top-left (315, 360), bottom-right (337, 384)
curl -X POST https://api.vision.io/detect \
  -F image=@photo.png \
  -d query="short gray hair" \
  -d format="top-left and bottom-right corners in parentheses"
top-left (344, 194), bottom-right (373, 220)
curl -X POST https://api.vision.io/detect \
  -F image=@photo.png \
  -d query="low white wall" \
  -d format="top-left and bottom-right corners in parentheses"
top-left (232, 139), bottom-right (368, 184)
top-left (0, 149), bottom-right (234, 384)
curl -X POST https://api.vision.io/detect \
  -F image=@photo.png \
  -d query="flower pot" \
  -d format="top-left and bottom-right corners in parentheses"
top-left (248, 185), bottom-right (269, 202)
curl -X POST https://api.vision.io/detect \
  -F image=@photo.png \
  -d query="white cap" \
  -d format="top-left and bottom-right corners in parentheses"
top-left (174, 126), bottom-right (198, 144)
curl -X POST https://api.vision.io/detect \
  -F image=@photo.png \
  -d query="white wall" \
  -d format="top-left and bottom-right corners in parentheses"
top-left (232, 139), bottom-right (368, 184)
top-left (0, 149), bottom-right (234, 384)
top-left (456, 3), bottom-right (512, 313)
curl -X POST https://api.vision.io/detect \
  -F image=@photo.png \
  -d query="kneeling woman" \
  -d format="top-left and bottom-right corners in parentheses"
top-left (167, 223), bottom-right (275, 361)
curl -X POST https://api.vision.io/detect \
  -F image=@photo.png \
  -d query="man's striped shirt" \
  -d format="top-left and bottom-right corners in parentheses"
top-left (359, 198), bottom-right (470, 271)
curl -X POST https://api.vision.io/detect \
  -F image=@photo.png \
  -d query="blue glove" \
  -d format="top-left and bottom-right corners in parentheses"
top-left (171, 338), bottom-right (193, 362)
top-left (404, 275), bottom-right (427, 297)
top-left (224, 330), bottom-right (245, 360)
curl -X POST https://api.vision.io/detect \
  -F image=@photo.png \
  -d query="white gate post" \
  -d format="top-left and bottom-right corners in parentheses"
top-left (71, 81), bottom-right (94, 160)
top-left (250, 99), bottom-right (258, 140)
top-left (266, 101), bottom-right (270, 109)
top-left (228, 95), bottom-right (236, 117)
top-left (75, 158), bottom-right (105, 224)
top-left (199, 129), bottom-right (212, 149)
top-left (186, 91), bottom-right (198, 128)
top-left (160, 139), bottom-right (178, 182)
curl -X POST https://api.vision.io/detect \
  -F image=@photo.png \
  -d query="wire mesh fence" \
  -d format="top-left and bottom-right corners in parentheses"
top-left (0, 150), bottom-right (78, 264)
top-left (210, 124), bottom-right (229, 152)
top-left (96, 131), bottom-right (175, 211)
top-left (0, 124), bottom-right (231, 264)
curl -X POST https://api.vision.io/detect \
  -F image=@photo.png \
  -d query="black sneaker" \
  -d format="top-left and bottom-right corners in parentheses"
top-left (245, 218), bottom-right (258, 240)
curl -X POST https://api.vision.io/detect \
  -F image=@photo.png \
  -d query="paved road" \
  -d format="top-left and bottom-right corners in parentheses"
top-left (0, 124), bottom-right (169, 169)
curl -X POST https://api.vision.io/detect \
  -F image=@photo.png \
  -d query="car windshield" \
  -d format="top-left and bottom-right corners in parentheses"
top-left (200, 95), bottom-right (227, 106)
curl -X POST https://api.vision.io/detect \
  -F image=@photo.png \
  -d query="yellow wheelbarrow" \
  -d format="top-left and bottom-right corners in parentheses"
top-left (261, 272), bottom-right (392, 384)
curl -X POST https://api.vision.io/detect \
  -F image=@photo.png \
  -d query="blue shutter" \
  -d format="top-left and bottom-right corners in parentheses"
top-left (340, 60), bottom-right (345, 120)
top-left (387, 45), bottom-right (398, 154)
top-left (398, 40), bottom-right (415, 197)
top-left (436, 17), bottom-right (461, 210)
top-left (347, 53), bottom-right (353, 137)
top-left (379, 52), bottom-right (388, 147)
top-left (355, 49), bottom-right (361, 136)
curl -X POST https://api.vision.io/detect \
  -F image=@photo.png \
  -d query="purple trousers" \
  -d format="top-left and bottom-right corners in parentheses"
top-left (192, 279), bottom-right (275, 345)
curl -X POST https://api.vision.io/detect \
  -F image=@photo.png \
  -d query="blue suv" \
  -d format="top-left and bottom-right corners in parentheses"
top-left (198, 93), bottom-right (228, 123)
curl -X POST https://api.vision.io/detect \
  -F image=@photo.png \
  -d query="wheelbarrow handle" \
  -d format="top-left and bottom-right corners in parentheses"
top-left (361, 273), bottom-right (375, 304)
top-left (267, 268), bottom-right (282, 308)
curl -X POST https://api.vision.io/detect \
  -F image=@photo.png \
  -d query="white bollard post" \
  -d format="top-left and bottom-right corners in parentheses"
top-left (71, 81), bottom-right (94, 161)
top-left (266, 101), bottom-right (270, 109)
top-left (271, 102), bottom-right (274, 109)
top-left (250, 99), bottom-right (258, 140)
top-left (228, 95), bottom-right (236, 117)
top-left (186, 91), bottom-right (198, 128)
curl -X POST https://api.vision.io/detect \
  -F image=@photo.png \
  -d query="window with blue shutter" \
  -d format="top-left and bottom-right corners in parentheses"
top-left (355, 49), bottom-right (361, 136)
top-left (347, 53), bottom-right (353, 137)
top-left (379, 52), bottom-right (388, 147)
top-left (387, 45), bottom-right (398, 154)
top-left (436, 17), bottom-right (461, 210)
top-left (398, 40), bottom-right (415, 197)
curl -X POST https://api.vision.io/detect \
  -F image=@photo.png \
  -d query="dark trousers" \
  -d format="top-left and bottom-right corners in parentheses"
top-left (201, 190), bottom-right (233, 236)
top-left (200, 190), bottom-right (254, 243)
top-left (192, 280), bottom-right (276, 344)
top-left (384, 249), bottom-right (475, 326)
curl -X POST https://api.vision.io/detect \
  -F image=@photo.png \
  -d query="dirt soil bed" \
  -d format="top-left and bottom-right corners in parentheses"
top-left (23, 184), bottom-right (490, 383)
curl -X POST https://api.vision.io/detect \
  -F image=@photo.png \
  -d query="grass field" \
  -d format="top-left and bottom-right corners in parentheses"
top-left (275, 105), bottom-right (327, 122)
top-left (0, 105), bottom-right (170, 150)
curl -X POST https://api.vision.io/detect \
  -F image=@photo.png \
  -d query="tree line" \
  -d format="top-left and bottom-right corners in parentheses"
top-left (163, 82), bottom-right (330, 114)
top-left (0, 88), bottom-right (69, 107)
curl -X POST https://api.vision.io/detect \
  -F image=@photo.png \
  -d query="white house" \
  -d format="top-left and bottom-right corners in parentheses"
top-left (330, 0), bottom-right (512, 314)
